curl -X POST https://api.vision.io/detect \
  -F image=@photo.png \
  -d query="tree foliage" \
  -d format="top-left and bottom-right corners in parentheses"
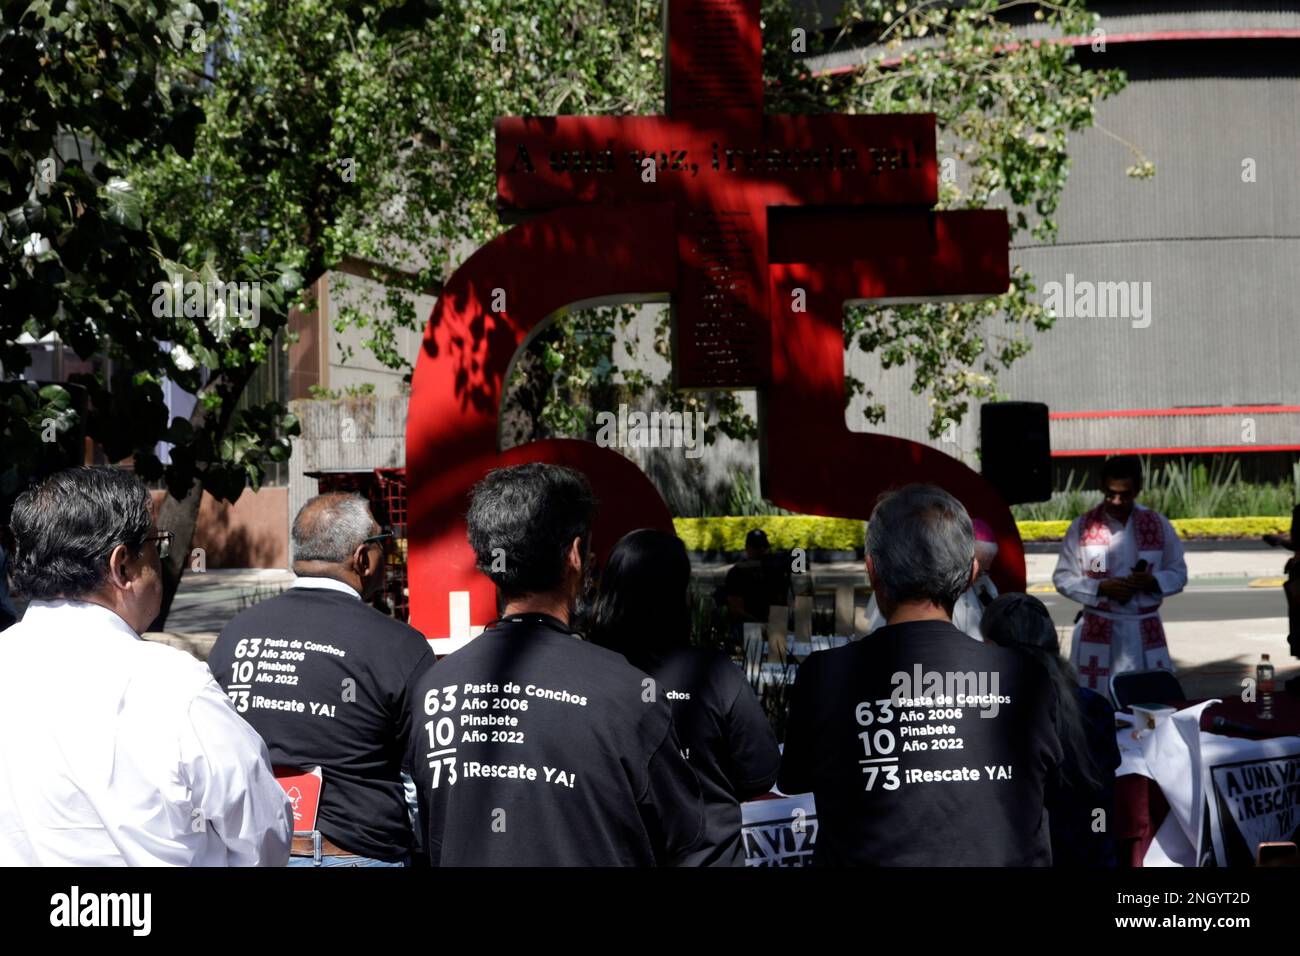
top-left (293, 0), bottom-right (1139, 442)
top-left (0, 0), bottom-right (301, 509)
top-left (2, 0), bottom-right (1144, 508)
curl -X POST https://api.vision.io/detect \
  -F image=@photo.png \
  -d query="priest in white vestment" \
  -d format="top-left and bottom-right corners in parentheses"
top-left (1053, 456), bottom-right (1187, 693)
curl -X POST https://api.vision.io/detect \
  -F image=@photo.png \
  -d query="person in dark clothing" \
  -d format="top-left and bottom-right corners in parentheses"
top-left (0, 530), bottom-right (18, 631)
top-left (780, 485), bottom-right (1063, 866)
top-left (407, 463), bottom-right (705, 866)
top-left (980, 592), bottom-right (1122, 867)
top-left (210, 493), bottom-right (434, 866)
top-left (589, 528), bottom-right (781, 866)
top-left (1263, 503), bottom-right (1300, 661)
top-left (723, 528), bottom-right (791, 624)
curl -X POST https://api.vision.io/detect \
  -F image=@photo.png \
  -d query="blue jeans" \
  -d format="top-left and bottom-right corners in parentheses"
top-left (289, 854), bottom-right (408, 867)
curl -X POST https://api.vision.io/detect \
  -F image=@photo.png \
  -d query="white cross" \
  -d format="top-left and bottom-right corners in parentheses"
top-left (427, 590), bottom-right (484, 656)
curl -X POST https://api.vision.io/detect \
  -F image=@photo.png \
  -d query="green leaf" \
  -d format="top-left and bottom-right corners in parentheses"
top-left (37, 384), bottom-right (72, 411)
top-left (277, 268), bottom-right (304, 292)
top-left (101, 178), bottom-right (143, 231)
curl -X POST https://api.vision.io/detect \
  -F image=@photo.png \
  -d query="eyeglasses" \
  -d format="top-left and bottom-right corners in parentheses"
top-left (146, 531), bottom-right (175, 559)
top-left (362, 530), bottom-right (394, 550)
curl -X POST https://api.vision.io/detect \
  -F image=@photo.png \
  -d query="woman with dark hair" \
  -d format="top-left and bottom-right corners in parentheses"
top-left (980, 592), bottom-right (1122, 867)
top-left (589, 528), bottom-right (781, 866)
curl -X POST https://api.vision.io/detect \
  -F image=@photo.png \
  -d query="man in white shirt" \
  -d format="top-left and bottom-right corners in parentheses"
top-left (0, 467), bottom-right (292, 866)
top-left (1053, 455), bottom-right (1188, 693)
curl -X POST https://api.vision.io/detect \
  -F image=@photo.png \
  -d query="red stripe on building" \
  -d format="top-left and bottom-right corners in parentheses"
top-left (1051, 405), bottom-right (1300, 420)
top-left (816, 29), bottom-right (1300, 75)
top-left (1054, 445), bottom-right (1300, 458)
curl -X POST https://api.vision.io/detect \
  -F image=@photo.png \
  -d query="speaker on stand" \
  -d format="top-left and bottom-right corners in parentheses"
top-left (980, 401), bottom-right (1052, 505)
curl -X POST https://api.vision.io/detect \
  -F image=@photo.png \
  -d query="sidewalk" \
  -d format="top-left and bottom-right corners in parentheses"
top-left (145, 568), bottom-right (294, 661)
top-left (690, 550), bottom-right (1294, 589)
top-left (162, 551), bottom-right (1290, 643)
top-left (146, 553), bottom-right (1296, 695)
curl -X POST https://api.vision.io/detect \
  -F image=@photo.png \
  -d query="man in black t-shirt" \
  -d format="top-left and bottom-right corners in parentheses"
top-left (210, 493), bottom-right (433, 866)
top-left (407, 464), bottom-right (705, 866)
top-left (780, 485), bottom-right (1062, 866)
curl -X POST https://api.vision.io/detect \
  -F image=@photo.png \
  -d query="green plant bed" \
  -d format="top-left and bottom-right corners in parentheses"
top-left (1018, 516), bottom-right (1291, 541)
top-left (674, 515), bottom-right (1292, 550)
top-left (673, 516), bottom-right (864, 553)
top-left (1012, 458), bottom-right (1300, 522)
top-left (1169, 516), bottom-right (1291, 539)
top-left (1015, 520), bottom-right (1071, 542)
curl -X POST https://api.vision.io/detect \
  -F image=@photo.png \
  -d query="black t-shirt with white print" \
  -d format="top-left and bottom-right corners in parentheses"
top-left (779, 619), bottom-right (1062, 866)
top-left (209, 585), bottom-right (434, 861)
top-left (407, 613), bottom-right (705, 866)
top-left (633, 646), bottom-right (780, 866)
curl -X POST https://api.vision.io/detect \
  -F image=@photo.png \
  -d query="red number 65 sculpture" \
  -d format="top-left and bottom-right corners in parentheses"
top-left (407, 8), bottom-right (1021, 651)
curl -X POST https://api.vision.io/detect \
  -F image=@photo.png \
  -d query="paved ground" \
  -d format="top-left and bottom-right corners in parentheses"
top-left (1002, 551), bottom-right (1292, 699)
top-left (145, 550), bottom-right (1297, 700)
top-left (1024, 550), bottom-right (1288, 588)
top-left (144, 568), bottom-right (293, 661)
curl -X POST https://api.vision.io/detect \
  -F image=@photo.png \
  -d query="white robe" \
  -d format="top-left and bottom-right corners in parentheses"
top-left (1053, 503), bottom-right (1187, 693)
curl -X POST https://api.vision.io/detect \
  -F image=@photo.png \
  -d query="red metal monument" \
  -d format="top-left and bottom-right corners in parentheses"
top-left (407, 0), bottom-right (1019, 652)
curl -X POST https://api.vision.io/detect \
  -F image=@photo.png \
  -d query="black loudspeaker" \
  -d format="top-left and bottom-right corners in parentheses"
top-left (980, 401), bottom-right (1052, 504)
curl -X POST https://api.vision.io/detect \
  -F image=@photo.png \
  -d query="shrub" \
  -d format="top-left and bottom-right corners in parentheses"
top-left (674, 514), bottom-right (1292, 549)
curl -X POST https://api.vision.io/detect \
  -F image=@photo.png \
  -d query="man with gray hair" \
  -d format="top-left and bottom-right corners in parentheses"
top-left (210, 493), bottom-right (434, 866)
top-left (779, 484), bottom-right (1062, 866)
top-left (0, 467), bottom-right (292, 865)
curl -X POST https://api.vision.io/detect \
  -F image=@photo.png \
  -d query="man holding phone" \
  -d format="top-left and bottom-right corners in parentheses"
top-left (1053, 455), bottom-right (1188, 692)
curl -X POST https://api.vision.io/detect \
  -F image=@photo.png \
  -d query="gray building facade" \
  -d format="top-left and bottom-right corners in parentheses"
top-left (815, 1), bottom-right (1300, 465)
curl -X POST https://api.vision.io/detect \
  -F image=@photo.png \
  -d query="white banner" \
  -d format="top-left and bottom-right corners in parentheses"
top-left (1206, 747), bottom-right (1300, 867)
top-left (1121, 700), bottom-right (1300, 866)
top-left (740, 793), bottom-right (817, 866)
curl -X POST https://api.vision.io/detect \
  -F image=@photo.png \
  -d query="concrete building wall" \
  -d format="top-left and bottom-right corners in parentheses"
top-left (150, 487), bottom-right (289, 569)
top-left (286, 396), bottom-right (409, 563)
top-left (322, 271), bottom-right (436, 396)
top-left (828, 5), bottom-right (1300, 458)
